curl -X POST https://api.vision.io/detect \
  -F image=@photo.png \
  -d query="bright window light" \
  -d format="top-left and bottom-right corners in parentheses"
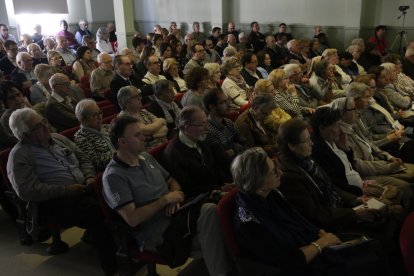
top-left (15, 13), bottom-right (68, 37)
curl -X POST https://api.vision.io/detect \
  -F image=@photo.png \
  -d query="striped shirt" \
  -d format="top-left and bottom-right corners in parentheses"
top-left (274, 89), bottom-right (304, 119)
top-left (205, 116), bottom-right (244, 150)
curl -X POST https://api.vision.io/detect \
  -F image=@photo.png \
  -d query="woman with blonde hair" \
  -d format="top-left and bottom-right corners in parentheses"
top-left (346, 44), bottom-right (366, 75)
top-left (322, 48), bottom-right (352, 88)
top-left (204, 62), bottom-right (221, 89)
top-left (268, 69), bottom-right (304, 119)
top-left (221, 57), bottom-right (250, 108)
top-left (163, 58), bottom-right (187, 92)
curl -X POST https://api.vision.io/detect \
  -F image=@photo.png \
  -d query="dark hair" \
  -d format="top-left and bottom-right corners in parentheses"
top-left (203, 88), bottom-right (223, 112)
top-left (59, 20), bottom-right (68, 26)
top-left (113, 55), bottom-right (128, 68)
top-left (374, 25), bottom-right (386, 34)
top-left (170, 40), bottom-right (182, 56)
top-left (314, 59), bottom-right (330, 77)
top-left (165, 34), bottom-right (178, 44)
top-left (310, 107), bottom-right (341, 135)
top-left (110, 115), bottom-right (139, 149)
top-left (241, 52), bottom-right (256, 67)
top-left (153, 79), bottom-right (172, 97)
top-left (75, 46), bottom-right (90, 60)
top-left (160, 42), bottom-right (171, 56)
top-left (279, 23), bottom-right (287, 27)
top-left (382, 53), bottom-right (401, 64)
top-left (338, 51), bottom-right (353, 61)
top-left (131, 37), bottom-right (144, 49)
top-left (277, 119), bottom-right (309, 156)
top-left (185, 67), bottom-right (209, 90)
top-left (190, 43), bottom-right (203, 56)
top-left (368, 65), bottom-right (385, 82)
top-left (4, 40), bottom-right (17, 49)
top-left (0, 81), bottom-right (21, 109)
top-left (256, 51), bottom-right (268, 68)
top-left (218, 34), bottom-right (227, 41)
top-left (212, 27), bottom-right (221, 33)
top-left (141, 46), bottom-right (155, 62)
top-left (250, 21), bottom-right (258, 28)
top-left (152, 34), bottom-right (163, 44)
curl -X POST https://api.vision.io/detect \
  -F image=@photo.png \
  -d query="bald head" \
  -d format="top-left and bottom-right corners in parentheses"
top-left (16, 52), bottom-right (33, 70)
top-left (49, 73), bottom-right (71, 96)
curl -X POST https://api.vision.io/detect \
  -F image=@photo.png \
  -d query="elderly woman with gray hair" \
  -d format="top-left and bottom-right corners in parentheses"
top-left (221, 57), bottom-right (250, 108)
top-left (117, 85), bottom-right (168, 149)
top-left (147, 79), bottom-right (181, 139)
top-left (74, 99), bottom-right (115, 171)
top-left (330, 96), bottom-right (414, 208)
top-left (96, 27), bottom-right (114, 54)
top-left (30, 64), bottom-right (53, 104)
top-left (231, 147), bottom-right (382, 275)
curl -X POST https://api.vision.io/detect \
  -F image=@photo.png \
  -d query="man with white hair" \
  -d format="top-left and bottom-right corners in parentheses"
top-left (286, 39), bottom-right (306, 64)
top-left (44, 73), bottom-right (79, 132)
top-left (55, 35), bottom-right (76, 65)
top-left (27, 43), bottom-right (48, 66)
top-left (75, 20), bottom-right (93, 46)
top-left (227, 34), bottom-right (237, 48)
top-left (11, 52), bottom-right (36, 90)
top-left (402, 47), bottom-right (414, 80)
top-left (236, 32), bottom-right (253, 52)
top-left (90, 52), bottom-right (114, 98)
top-left (7, 107), bottom-right (117, 275)
top-left (74, 99), bottom-right (114, 171)
top-left (82, 35), bottom-right (100, 61)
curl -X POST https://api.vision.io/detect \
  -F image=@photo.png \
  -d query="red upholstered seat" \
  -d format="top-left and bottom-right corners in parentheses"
top-left (239, 102), bottom-right (251, 114)
top-left (59, 126), bottom-right (80, 141)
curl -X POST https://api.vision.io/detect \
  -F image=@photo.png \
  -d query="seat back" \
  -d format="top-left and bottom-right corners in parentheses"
top-left (400, 211), bottom-right (414, 275)
top-left (59, 126), bottom-right (80, 141)
top-left (216, 188), bottom-right (240, 256)
top-left (102, 113), bottom-right (118, 124)
top-left (0, 148), bottom-right (13, 190)
top-left (92, 172), bottom-right (120, 221)
top-left (239, 102), bottom-right (251, 114)
top-left (148, 141), bottom-right (169, 168)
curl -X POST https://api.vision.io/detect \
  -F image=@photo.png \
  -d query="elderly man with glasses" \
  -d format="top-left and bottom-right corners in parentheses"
top-left (44, 73), bottom-right (79, 132)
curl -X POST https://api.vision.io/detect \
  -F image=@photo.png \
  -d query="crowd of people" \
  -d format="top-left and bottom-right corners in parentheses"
top-left (1, 18), bottom-right (414, 275)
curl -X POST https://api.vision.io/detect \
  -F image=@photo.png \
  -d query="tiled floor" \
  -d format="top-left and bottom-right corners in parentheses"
top-left (0, 208), bottom-right (200, 276)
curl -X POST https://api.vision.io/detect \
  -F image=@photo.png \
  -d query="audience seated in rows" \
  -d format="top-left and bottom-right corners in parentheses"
top-left (7, 107), bottom-right (117, 275)
top-left (102, 115), bottom-right (234, 275)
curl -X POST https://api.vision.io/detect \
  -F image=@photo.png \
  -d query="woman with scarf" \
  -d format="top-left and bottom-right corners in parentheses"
top-left (221, 57), bottom-right (250, 109)
top-left (232, 147), bottom-right (386, 276)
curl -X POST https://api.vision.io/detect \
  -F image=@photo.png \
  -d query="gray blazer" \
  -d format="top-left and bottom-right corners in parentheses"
top-left (44, 96), bottom-right (79, 132)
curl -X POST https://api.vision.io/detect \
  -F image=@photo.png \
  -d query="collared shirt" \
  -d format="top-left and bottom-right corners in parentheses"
top-left (51, 92), bottom-right (75, 108)
top-left (206, 115), bottom-right (242, 149)
top-left (274, 89), bottom-right (303, 119)
top-left (244, 67), bottom-right (260, 79)
top-left (56, 47), bottom-right (76, 65)
top-left (179, 131), bottom-right (201, 154)
top-left (249, 109), bottom-right (266, 135)
top-left (90, 67), bottom-right (115, 96)
top-left (142, 71), bottom-right (166, 85)
top-left (31, 141), bottom-right (85, 186)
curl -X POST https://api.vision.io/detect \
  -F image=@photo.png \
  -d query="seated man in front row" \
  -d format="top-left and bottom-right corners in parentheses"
top-left (102, 115), bottom-right (233, 276)
top-left (7, 108), bottom-right (117, 275)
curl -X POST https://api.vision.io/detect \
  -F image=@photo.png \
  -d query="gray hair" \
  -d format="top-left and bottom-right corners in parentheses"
top-left (346, 44), bottom-right (360, 55)
top-left (345, 82), bottom-right (369, 99)
top-left (283, 63), bottom-right (301, 78)
top-left (75, 99), bottom-right (97, 122)
top-left (231, 147), bottom-right (270, 194)
top-left (286, 39), bottom-right (298, 51)
top-left (204, 62), bottom-right (220, 78)
top-left (49, 73), bottom-right (67, 88)
top-left (97, 52), bottom-right (111, 63)
top-left (223, 45), bottom-right (237, 58)
top-left (238, 32), bottom-right (246, 39)
top-left (34, 64), bottom-right (51, 81)
top-left (117, 85), bottom-right (140, 110)
top-left (178, 105), bottom-right (204, 131)
top-left (82, 34), bottom-right (94, 45)
top-left (380, 62), bottom-right (395, 72)
top-left (251, 93), bottom-right (276, 111)
top-left (9, 107), bottom-right (38, 141)
top-left (153, 79), bottom-right (172, 98)
top-left (221, 56), bottom-right (240, 76)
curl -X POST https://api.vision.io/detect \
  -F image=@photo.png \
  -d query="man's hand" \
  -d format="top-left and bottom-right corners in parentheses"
top-left (163, 191), bottom-right (184, 205)
top-left (165, 202), bottom-right (180, 217)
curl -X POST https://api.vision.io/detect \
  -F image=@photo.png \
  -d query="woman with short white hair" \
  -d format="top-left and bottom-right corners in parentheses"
top-left (96, 27), bottom-right (114, 54)
top-left (204, 62), bottom-right (221, 89)
top-left (30, 64), bottom-right (53, 104)
top-left (74, 99), bottom-right (114, 171)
